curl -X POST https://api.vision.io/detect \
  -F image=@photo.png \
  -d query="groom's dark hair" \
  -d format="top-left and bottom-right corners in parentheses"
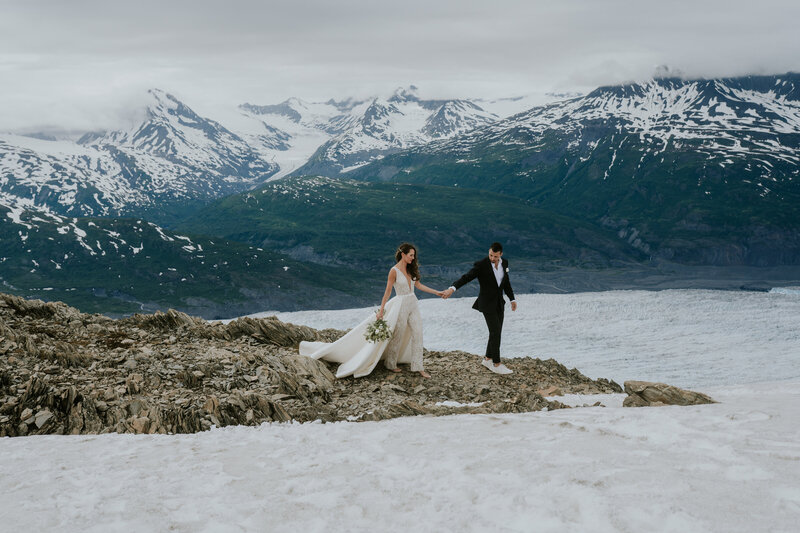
top-left (490, 242), bottom-right (503, 252)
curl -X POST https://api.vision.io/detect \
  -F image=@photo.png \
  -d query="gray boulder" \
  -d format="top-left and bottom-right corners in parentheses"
top-left (623, 380), bottom-right (716, 407)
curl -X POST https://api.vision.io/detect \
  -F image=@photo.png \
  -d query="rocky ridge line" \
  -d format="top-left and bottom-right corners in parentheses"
top-left (0, 292), bottom-right (628, 437)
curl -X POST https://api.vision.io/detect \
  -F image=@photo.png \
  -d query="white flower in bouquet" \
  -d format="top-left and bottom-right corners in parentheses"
top-left (364, 316), bottom-right (393, 343)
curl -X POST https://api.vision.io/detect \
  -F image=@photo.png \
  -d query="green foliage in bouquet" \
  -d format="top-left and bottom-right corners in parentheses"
top-left (365, 317), bottom-right (393, 343)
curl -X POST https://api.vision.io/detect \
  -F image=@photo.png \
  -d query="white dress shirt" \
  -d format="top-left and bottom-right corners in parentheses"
top-left (491, 259), bottom-right (504, 286)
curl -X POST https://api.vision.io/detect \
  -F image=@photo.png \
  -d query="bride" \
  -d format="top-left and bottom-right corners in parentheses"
top-left (299, 243), bottom-right (442, 379)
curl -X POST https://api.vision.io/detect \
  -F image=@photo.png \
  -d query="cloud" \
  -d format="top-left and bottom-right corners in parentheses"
top-left (2, 0), bottom-right (799, 132)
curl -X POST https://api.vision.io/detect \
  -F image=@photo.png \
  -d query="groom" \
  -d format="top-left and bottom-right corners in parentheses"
top-left (443, 242), bottom-right (517, 375)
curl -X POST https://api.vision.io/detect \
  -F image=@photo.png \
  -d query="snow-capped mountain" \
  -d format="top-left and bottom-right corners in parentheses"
top-left (291, 86), bottom-right (503, 175)
top-left (229, 86), bottom-right (553, 179)
top-left (346, 74), bottom-right (800, 265)
top-left (0, 86), bottom-right (551, 221)
top-left (0, 89), bottom-right (278, 222)
top-left (402, 74), bottom-right (800, 187)
top-left (512, 74), bottom-right (800, 181)
top-left (351, 74), bottom-right (800, 197)
top-left (80, 89), bottom-right (276, 179)
top-left (229, 97), bottom-right (365, 179)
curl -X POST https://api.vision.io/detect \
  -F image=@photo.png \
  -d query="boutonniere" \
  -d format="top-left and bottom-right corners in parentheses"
top-left (505, 267), bottom-right (509, 273)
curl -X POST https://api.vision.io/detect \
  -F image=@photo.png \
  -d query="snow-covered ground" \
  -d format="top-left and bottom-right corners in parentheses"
top-left (2, 289), bottom-right (799, 532)
top-left (265, 289), bottom-right (800, 389)
top-left (1, 382), bottom-right (797, 532)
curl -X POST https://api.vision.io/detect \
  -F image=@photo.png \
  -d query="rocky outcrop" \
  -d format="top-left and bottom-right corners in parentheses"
top-left (0, 292), bottom-right (627, 437)
top-left (622, 380), bottom-right (716, 407)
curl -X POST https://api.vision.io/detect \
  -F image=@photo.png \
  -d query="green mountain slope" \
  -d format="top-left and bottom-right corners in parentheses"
top-left (0, 206), bottom-right (370, 317)
top-left (178, 176), bottom-right (644, 270)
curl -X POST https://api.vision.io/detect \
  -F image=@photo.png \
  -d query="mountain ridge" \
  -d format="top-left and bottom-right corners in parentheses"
top-left (0, 89), bottom-right (280, 224)
top-left (344, 73), bottom-right (800, 266)
top-left (1, 86), bottom-right (543, 221)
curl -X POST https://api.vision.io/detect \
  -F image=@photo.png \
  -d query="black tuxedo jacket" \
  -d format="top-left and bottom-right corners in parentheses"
top-left (452, 257), bottom-right (515, 313)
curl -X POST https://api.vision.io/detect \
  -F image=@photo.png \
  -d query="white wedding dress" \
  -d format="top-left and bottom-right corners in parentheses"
top-left (299, 266), bottom-right (424, 378)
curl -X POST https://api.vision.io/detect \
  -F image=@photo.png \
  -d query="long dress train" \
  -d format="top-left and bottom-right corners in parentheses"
top-left (299, 266), bottom-right (424, 378)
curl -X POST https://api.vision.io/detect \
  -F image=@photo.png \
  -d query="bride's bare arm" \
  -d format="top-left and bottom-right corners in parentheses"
top-left (377, 269), bottom-right (397, 319)
top-left (415, 280), bottom-right (445, 296)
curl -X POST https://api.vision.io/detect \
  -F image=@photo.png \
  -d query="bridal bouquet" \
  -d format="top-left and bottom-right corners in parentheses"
top-left (365, 317), bottom-right (393, 343)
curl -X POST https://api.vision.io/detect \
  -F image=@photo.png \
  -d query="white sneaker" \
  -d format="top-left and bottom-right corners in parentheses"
top-left (482, 358), bottom-right (494, 371)
top-left (491, 363), bottom-right (513, 375)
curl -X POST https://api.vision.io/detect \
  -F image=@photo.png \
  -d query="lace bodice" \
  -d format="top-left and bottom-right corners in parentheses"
top-left (393, 266), bottom-right (415, 296)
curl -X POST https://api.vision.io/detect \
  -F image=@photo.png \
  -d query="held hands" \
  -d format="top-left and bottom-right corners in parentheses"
top-left (441, 288), bottom-right (454, 299)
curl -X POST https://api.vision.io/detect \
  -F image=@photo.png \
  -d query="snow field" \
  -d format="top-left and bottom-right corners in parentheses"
top-left (266, 289), bottom-right (800, 389)
top-left (0, 382), bottom-right (797, 532)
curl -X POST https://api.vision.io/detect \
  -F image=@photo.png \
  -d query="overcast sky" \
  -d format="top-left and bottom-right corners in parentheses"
top-left (2, 0), bottom-right (799, 132)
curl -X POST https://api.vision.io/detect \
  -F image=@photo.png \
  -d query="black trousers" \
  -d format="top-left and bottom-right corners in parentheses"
top-left (482, 305), bottom-right (505, 364)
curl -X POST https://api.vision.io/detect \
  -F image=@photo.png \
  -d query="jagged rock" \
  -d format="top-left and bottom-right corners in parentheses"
top-left (177, 368), bottom-right (204, 388)
top-left (203, 396), bottom-right (220, 416)
top-left (126, 374), bottom-right (144, 395)
top-left (361, 400), bottom-right (431, 421)
top-left (537, 385), bottom-right (563, 396)
top-left (34, 410), bottom-right (53, 428)
top-left (1, 294), bottom-right (58, 319)
top-left (219, 316), bottom-right (339, 346)
top-left (130, 416), bottom-right (151, 434)
top-left (102, 388), bottom-right (117, 402)
top-left (0, 339), bottom-right (16, 354)
top-left (270, 401), bottom-right (292, 422)
top-left (0, 398), bottom-right (18, 415)
top-left (623, 381), bottom-right (716, 407)
top-left (126, 308), bottom-right (204, 331)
